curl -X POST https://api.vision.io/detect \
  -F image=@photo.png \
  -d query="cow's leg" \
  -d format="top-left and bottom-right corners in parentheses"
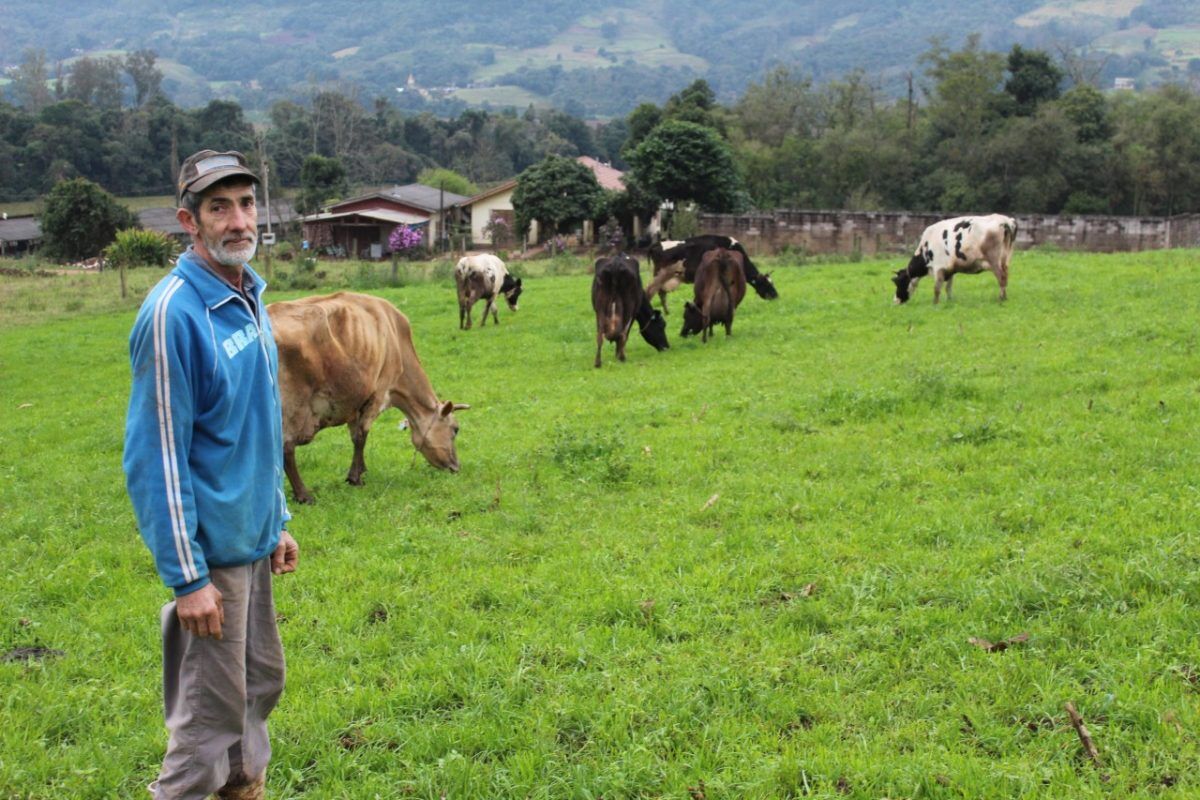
top-left (617, 331), bottom-right (627, 362)
top-left (995, 265), bottom-right (1008, 301)
top-left (283, 444), bottom-right (315, 505)
top-left (944, 274), bottom-right (954, 302)
top-left (725, 317), bottom-right (733, 337)
top-left (933, 270), bottom-right (945, 305)
top-left (346, 424), bottom-right (370, 486)
top-left (458, 301), bottom-right (466, 330)
top-left (595, 326), bottom-right (604, 368)
top-left (659, 289), bottom-right (669, 315)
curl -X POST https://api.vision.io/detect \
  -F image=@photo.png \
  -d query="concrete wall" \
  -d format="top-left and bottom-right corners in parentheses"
top-left (696, 209), bottom-right (1197, 256)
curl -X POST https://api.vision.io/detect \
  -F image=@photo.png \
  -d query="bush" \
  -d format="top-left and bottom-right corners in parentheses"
top-left (40, 178), bottom-right (138, 262)
top-left (103, 228), bottom-right (179, 269)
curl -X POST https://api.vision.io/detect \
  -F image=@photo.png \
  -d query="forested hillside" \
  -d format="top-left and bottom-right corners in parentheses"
top-left (4, 0), bottom-right (1200, 116)
top-left (4, 35), bottom-right (1200, 226)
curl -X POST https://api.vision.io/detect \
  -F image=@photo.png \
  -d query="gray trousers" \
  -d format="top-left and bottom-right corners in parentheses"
top-left (151, 558), bottom-right (285, 800)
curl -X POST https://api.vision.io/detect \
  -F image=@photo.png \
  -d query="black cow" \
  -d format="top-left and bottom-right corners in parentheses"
top-left (591, 253), bottom-right (669, 368)
top-left (648, 234), bottom-right (777, 313)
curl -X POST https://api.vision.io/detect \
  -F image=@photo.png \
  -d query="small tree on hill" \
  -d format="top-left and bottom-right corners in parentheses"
top-left (40, 177), bottom-right (138, 261)
top-left (512, 155), bottom-right (603, 245)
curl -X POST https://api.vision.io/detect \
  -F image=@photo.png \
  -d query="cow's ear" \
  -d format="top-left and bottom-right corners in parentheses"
top-left (440, 400), bottom-right (455, 417)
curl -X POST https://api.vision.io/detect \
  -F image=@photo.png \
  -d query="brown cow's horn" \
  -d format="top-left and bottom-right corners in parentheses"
top-left (452, 403), bottom-right (472, 411)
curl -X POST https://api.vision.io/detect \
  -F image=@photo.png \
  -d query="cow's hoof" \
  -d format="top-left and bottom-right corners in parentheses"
top-left (296, 494), bottom-right (315, 505)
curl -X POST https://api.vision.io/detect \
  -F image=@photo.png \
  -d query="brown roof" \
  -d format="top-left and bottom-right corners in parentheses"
top-left (577, 156), bottom-right (625, 191)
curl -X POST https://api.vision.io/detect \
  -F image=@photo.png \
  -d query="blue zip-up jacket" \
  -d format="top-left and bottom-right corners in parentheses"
top-left (124, 248), bottom-right (290, 597)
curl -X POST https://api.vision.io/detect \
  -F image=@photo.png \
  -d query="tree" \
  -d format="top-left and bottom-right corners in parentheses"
top-left (1005, 45), bottom-right (1064, 116)
top-left (40, 177), bottom-right (138, 261)
top-left (417, 167), bottom-right (478, 196)
top-left (124, 50), bottom-right (164, 107)
top-left (66, 56), bottom-right (124, 111)
top-left (10, 49), bottom-right (52, 113)
top-left (296, 154), bottom-right (348, 213)
top-left (512, 155), bottom-right (603, 240)
top-left (623, 103), bottom-right (663, 156)
top-left (627, 120), bottom-right (743, 212)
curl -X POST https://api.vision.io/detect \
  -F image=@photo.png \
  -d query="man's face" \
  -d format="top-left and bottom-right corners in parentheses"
top-left (181, 181), bottom-right (258, 269)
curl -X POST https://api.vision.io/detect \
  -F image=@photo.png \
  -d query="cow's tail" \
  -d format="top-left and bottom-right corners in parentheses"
top-left (603, 299), bottom-right (624, 340)
top-left (1003, 219), bottom-right (1018, 248)
top-left (717, 255), bottom-right (735, 311)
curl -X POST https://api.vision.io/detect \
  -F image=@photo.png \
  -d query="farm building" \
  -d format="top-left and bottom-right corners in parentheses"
top-left (0, 216), bottom-right (42, 256)
top-left (300, 185), bottom-right (468, 259)
top-left (460, 157), bottom-right (658, 248)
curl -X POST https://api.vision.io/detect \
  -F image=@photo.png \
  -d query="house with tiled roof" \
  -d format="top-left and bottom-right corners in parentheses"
top-left (461, 157), bottom-right (653, 248)
top-left (300, 184), bottom-right (469, 258)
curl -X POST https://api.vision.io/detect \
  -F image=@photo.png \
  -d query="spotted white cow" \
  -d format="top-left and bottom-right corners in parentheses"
top-left (454, 254), bottom-right (523, 328)
top-left (892, 215), bottom-right (1018, 304)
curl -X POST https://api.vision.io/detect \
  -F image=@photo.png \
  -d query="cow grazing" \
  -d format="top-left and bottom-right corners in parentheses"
top-left (680, 247), bottom-right (748, 342)
top-left (268, 291), bottom-right (470, 504)
top-left (455, 253), bottom-right (523, 328)
top-left (893, 215), bottom-right (1018, 305)
top-left (591, 253), bottom-right (670, 367)
top-left (649, 234), bottom-right (777, 312)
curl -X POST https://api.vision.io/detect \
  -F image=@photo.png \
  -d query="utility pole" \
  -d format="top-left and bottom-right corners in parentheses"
top-left (439, 182), bottom-right (445, 254)
top-left (263, 160), bottom-right (273, 279)
top-left (257, 132), bottom-right (275, 279)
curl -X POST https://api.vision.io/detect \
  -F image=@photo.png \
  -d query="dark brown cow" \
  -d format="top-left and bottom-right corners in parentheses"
top-left (591, 253), bottom-right (669, 368)
top-left (268, 292), bottom-right (469, 504)
top-left (680, 247), bottom-right (747, 342)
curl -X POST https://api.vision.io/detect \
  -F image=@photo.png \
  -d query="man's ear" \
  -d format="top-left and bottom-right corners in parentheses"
top-left (176, 207), bottom-right (200, 237)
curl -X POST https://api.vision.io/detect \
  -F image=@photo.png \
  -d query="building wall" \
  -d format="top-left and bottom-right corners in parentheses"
top-left (695, 209), bottom-right (1187, 256)
top-left (470, 189), bottom-right (516, 244)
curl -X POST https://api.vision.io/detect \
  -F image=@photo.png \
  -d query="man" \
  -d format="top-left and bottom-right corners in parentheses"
top-left (124, 150), bottom-right (298, 800)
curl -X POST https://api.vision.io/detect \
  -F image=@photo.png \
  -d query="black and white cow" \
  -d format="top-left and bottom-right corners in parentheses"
top-left (648, 234), bottom-right (777, 313)
top-left (892, 215), bottom-right (1018, 304)
top-left (455, 253), bottom-right (523, 328)
top-left (591, 253), bottom-right (669, 367)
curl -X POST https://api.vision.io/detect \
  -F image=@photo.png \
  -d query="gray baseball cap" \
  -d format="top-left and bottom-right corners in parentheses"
top-left (177, 150), bottom-right (260, 203)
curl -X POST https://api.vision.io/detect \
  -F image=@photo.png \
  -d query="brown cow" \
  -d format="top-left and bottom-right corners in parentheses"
top-left (268, 291), bottom-right (469, 504)
top-left (680, 247), bottom-right (747, 343)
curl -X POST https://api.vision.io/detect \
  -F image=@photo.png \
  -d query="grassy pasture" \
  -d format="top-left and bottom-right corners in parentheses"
top-left (2, 249), bottom-right (1200, 798)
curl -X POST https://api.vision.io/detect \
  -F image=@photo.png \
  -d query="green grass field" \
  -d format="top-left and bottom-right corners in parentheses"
top-left (2, 249), bottom-right (1199, 798)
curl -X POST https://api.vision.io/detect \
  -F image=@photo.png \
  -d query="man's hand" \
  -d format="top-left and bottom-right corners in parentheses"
top-left (176, 583), bottom-right (224, 639)
top-left (272, 531), bottom-right (299, 575)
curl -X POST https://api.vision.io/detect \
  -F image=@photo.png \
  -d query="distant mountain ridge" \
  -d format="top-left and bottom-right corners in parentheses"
top-left (4, 0), bottom-right (1199, 115)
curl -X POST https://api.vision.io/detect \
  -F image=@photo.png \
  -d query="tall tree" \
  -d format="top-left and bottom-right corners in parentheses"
top-left (124, 50), bottom-right (164, 107)
top-left (10, 49), bottom-right (52, 113)
top-left (1005, 45), bottom-right (1064, 116)
top-left (511, 155), bottom-right (603, 240)
top-left (296, 154), bottom-right (348, 213)
top-left (66, 56), bottom-right (124, 111)
top-left (627, 120), bottom-right (743, 212)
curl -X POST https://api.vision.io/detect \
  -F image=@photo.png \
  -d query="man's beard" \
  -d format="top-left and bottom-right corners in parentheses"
top-left (204, 232), bottom-right (257, 268)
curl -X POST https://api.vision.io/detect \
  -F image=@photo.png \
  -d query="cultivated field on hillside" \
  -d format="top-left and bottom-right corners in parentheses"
top-left (2, 249), bottom-right (1199, 798)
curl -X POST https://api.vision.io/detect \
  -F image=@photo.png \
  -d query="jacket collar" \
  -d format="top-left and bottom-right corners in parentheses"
top-left (174, 247), bottom-right (267, 311)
